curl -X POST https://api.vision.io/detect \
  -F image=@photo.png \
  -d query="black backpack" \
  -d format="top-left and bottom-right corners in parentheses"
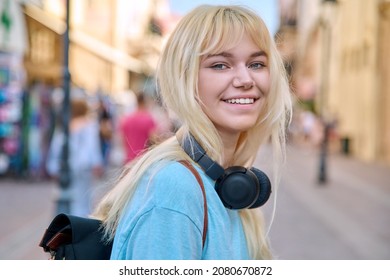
top-left (39, 213), bottom-right (112, 260)
top-left (39, 160), bottom-right (207, 260)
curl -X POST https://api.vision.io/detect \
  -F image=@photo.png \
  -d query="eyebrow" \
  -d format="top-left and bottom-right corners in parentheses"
top-left (206, 51), bottom-right (267, 59)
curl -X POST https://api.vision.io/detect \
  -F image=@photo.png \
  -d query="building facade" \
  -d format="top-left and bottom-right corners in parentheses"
top-left (283, 0), bottom-right (390, 165)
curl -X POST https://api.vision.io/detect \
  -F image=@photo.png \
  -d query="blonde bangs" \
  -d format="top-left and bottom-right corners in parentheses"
top-left (200, 11), bottom-right (244, 56)
top-left (199, 6), bottom-right (271, 58)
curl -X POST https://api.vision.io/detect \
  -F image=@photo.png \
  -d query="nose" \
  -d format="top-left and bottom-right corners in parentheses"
top-left (232, 66), bottom-right (254, 89)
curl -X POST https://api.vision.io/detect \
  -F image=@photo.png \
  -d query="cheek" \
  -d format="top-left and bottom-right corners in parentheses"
top-left (198, 73), bottom-right (220, 103)
top-left (259, 72), bottom-right (271, 95)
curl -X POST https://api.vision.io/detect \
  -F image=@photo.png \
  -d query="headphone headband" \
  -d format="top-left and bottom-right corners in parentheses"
top-left (181, 135), bottom-right (224, 180)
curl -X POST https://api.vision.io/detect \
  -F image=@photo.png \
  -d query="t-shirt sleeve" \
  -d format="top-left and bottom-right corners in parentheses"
top-left (110, 162), bottom-right (207, 260)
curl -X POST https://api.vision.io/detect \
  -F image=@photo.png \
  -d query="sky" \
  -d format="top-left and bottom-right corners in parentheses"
top-left (168, 0), bottom-right (280, 35)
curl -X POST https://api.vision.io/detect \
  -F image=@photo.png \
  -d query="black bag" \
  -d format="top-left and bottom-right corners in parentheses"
top-left (39, 213), bottom-right (112, 260)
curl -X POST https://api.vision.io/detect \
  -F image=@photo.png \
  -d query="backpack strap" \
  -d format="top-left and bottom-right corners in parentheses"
top-left (179, 160), bottom-right (208, 248)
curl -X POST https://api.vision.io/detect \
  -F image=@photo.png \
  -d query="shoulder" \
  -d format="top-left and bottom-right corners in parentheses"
top-left (139, 110), bottom-right (155, 122)
top-left (119, 113), bottom-right (132, 124)
top-left (153, 161), bottom-right (197, 180)
top-left (149, 161), bottom-right (203, 199)
top-left (133, 161), bottom-right (205, 218)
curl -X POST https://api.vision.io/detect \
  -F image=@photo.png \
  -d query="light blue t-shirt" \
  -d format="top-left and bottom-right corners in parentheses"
top-left (110, 161), bottom-right (250, 260)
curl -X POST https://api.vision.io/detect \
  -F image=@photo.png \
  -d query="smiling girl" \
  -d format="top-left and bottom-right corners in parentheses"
top-left (93, 4), bottom-right (292, 260)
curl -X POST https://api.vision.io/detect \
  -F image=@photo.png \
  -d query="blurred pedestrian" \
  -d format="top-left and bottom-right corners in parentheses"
top-left (94, 5), bottom-right (292, 260)
top-left (119, 92), bottom-right (157, 164)
top-left (46, 98), bottom-right (104, 217)
top-left (97, 98), bottom-right (113, 167)
top-left (300, 110), bottom-right (316, 142)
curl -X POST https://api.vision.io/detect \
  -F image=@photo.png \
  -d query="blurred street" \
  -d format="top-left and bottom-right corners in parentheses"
top-left (258, 143), bottom-right (390, 260)
top-left (0, 0), bottom-right (388, 264)
top-left (0, 142), bottom-right (389, 260)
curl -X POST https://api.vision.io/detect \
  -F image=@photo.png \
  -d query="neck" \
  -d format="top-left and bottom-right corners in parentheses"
top-left (220, 132), bottom-right (240, 167)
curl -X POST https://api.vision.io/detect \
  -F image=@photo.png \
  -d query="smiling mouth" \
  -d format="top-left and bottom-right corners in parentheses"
top-left (224, 98), bottom-right (256, 104)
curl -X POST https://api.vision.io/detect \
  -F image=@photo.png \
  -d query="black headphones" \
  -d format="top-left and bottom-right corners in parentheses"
top-left (180, 134), bottom-right (271, 209)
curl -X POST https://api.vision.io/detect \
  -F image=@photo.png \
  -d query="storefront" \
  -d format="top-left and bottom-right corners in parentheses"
top-left (0, 0), bottom-right (28, 176)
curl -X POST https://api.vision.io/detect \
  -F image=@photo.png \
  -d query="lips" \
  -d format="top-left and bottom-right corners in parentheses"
top-left (224, 98), bottom-right (255, 104)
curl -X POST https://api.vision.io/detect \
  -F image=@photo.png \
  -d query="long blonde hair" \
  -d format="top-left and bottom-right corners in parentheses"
top-left (93, 5), bottom-right (292, 260)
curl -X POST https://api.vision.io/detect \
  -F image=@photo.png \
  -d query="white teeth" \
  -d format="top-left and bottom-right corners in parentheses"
top-left (225, 98), bottom-right (254, 104)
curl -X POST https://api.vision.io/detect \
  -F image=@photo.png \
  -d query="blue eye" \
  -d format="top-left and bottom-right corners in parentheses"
top-left (211, 64), bottom-right (228, 70)
top-left (249, 62), bottom-right (266, 69)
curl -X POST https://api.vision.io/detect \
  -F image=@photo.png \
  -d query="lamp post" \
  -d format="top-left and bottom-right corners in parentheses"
top-left (56, 0), bottom-right (71, 214)
top-left (318, 0), bottom-right (337, 184)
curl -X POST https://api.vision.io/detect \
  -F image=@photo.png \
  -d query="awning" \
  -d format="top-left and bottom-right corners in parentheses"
top-left (23, 4), bottom-right (152, 74)
top-left (70, 30), bottom-right (151, 74)
top-left (23, 3), bottom-right (65, 34)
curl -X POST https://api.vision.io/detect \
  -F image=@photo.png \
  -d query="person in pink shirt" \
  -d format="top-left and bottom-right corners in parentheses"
top-left (119, 93), bottom-right (157, 163)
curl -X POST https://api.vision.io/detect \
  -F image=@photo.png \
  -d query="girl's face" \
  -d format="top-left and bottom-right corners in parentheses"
top-left (198, 32), bottom-right (270, 140)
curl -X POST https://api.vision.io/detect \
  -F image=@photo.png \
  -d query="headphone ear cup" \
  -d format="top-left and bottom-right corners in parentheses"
top-left (215, 166), bottom-right (260, 209)
top-left (248, 167), bottom-right (272, 208)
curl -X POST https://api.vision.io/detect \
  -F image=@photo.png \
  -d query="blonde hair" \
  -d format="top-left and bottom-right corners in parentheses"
top-left (93, 5), bottom-right (292, 260)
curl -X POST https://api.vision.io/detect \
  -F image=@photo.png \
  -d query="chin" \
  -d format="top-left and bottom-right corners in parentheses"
top-left (232, 120), bottom-right (258, 131)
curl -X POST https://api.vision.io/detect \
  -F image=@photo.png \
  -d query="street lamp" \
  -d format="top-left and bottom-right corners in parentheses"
top-left (56, 0), bottom-right (71, 214)
top-left (318, 0), bottom-right (337, 184)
